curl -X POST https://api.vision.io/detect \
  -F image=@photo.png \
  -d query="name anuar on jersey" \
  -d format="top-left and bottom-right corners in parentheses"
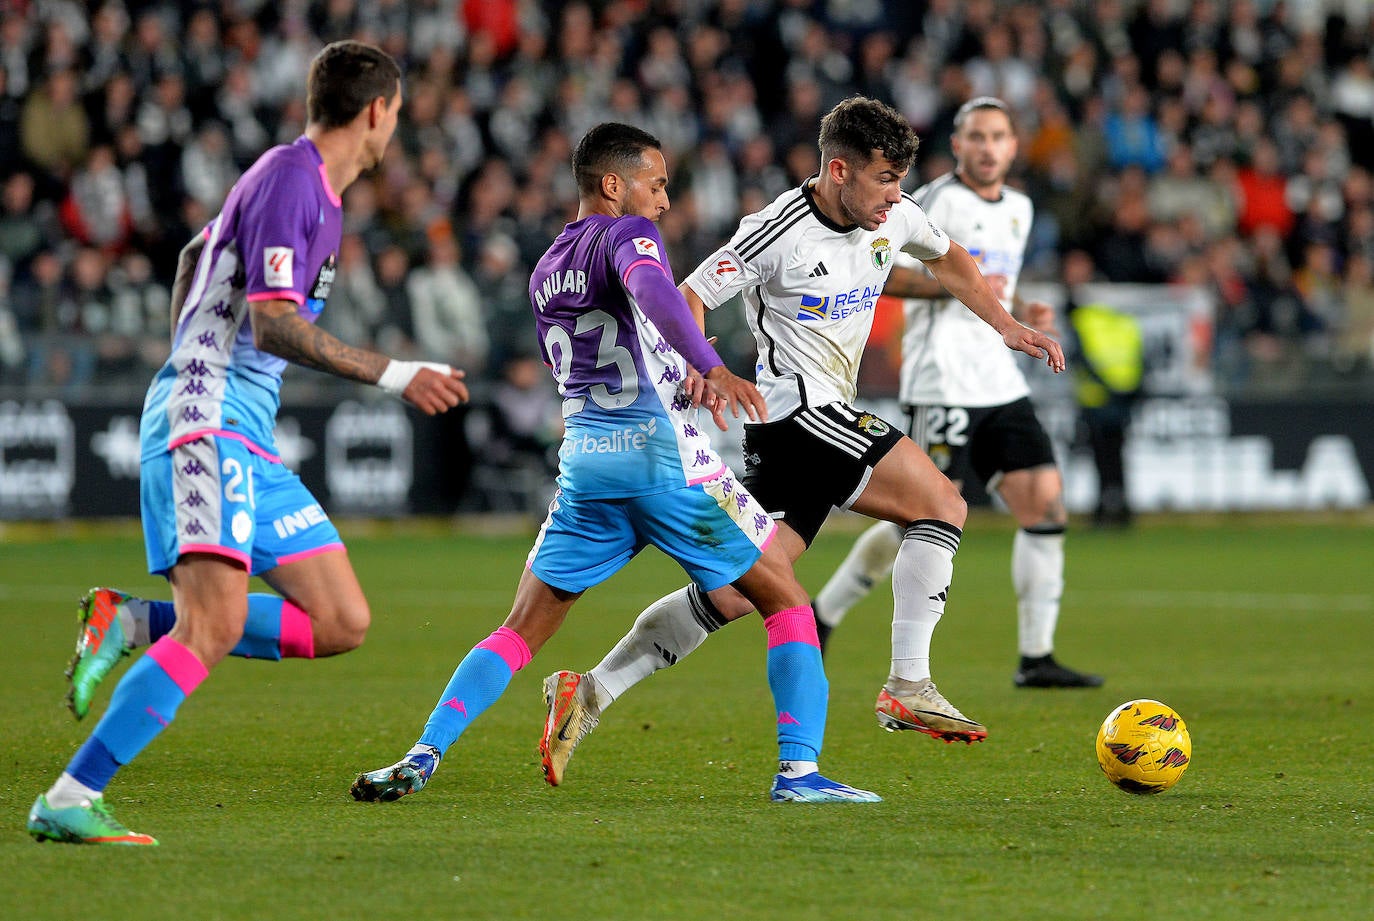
top-left (534, 269), bottom-right (588, 310)
top-left (797, 283), bottom-right (882, 321)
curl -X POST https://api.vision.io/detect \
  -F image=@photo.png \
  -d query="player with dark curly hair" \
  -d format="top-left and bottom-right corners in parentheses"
top-left (541, 97), bottom-right (1066, 784)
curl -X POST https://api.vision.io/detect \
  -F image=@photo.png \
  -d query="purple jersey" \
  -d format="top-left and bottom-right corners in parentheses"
top-left (141, 136), bottom-right (343, 460)
top-left (530, 214), bottom-right (726, 498)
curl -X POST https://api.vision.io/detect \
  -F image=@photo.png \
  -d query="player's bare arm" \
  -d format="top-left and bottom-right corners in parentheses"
top-left (680, 281), bottom-right (709, 333)
top-left (168, 234), bottom-right (207, 331)
top-left (883, 263), bottom-right (947, 300)
top-left (676, 280), bottom-right (711, 403)
top-left (251, 299), bottom-right (469, 413)
top-left (923, 242), bottom-right (1066, 372)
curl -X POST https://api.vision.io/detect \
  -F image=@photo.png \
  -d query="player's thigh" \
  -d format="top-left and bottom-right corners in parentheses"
top-left (629, 472), bottom-right (774, 594)
top-left (250, 460), bottom-right (365, 624)
top-left (259, 548), bottom-right (368, 629)
top-left (526, 489), bottom-right (640, 593)
top-left (850, 435), bottom-right (966, 525)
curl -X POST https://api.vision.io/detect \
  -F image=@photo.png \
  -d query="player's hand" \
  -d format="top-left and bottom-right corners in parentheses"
top-left (404, 366), bottom-right (469, 414)
top-left (701, 365), bottom-right (767, 431)
top-left (1021, 299), bottom-right (1059, 336)
top-left (1003, 324), bottom-right (1066, 373)
top-left (983, 274), bottom-right (1009, 300)
top-left (680, 337), bottom-right (717, 411)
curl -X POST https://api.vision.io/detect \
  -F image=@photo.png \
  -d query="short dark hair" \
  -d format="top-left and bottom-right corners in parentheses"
top-left (954, 96), bottom-right (1014, 132)
top-left (572, 123), bottom-right (662, 197)
top-left (818, 96), bottom-right (919, 172)
top-left (306, 41), bottom-right (401, 129)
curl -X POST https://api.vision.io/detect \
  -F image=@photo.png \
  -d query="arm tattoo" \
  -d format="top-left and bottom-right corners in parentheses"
top-left (252, 303), bottom-right (388, 384)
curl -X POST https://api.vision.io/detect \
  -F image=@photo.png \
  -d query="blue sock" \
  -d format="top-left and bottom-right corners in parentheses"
top-left (146, 595), bottom-right (286, 660)
top-left (147, 600), bottom-right (176, 640)
top-left (70, 638), bottom-right (207, 792)
top-left (765, 609), bottom-right (827, 763)
top-left (234, 595), bottom-right (286, 659)
top-left (66, 738), bottom-right (121, 793)
top-left (417, 650), bottom-right (515, 756)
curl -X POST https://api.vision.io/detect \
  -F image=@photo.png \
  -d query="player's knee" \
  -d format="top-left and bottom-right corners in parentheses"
top-left (1042, 495), bottom-right (1068, 528)
top-left (172, 606), bottom-right (250, 661)
top-left (937, 488), bottom-right (968, 528)
top-left (312, 597), bottom-right (370, 653)
top-left (336, 599), bottom-right (371, 650)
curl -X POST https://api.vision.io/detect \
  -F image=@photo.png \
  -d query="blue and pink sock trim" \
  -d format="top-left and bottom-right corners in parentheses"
top-left (764, 605), bottom-right (826, 763)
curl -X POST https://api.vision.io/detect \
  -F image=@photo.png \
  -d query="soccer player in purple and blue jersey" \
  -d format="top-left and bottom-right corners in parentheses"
top-left (28, 41), bottom-right (469, 847)
top-left (350, 123), bottom-right (879, 804)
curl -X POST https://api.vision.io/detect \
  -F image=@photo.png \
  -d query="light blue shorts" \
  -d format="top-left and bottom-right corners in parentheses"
top-left (141, 435), bottom-right (343, 576)
top-left (527, 470), bottom-right (777, 594)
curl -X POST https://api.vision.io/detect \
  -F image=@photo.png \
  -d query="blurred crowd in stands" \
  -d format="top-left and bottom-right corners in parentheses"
top-left (2, 0), bottom-right (1374, 399)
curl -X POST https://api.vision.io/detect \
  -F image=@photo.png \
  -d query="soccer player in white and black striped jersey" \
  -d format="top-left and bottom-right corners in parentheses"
top-left (813, 96), bottom-right (1103, 689)
top-left (539, 98), bottom-right (1065, 777)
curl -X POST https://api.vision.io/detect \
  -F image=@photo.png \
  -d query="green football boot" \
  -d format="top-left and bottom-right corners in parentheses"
top-left (350, 747), bottom-right (441, 802)
top-left (27, 795), bottom-right (158, 846)
top-left (66, 588), bottom-right (135, 720)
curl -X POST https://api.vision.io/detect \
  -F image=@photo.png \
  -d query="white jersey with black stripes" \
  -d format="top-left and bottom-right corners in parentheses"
top-left (897, 172), bottom-right (1034, 408)
top-left (684, 178), bottom-right (950, 420)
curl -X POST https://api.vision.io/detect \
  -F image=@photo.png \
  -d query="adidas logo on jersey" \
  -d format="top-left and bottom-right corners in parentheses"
top-left (807, 262), bottom-right (829, 277)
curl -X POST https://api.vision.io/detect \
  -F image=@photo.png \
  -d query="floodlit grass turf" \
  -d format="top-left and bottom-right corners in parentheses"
top-left (1, 512), bottom-right (1370, 920)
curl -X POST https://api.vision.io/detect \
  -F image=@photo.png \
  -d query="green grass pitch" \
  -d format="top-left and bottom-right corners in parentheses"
top-left (1, 512), bottom-right (1370, 919)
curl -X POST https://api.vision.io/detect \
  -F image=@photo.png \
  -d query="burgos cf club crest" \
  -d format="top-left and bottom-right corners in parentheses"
top-left (856, 413), bottom-right (890, 437)
top-left (870, 237), bottom-right (892, 269)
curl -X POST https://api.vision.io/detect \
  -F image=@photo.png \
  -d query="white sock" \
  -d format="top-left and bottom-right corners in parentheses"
top-left (45, 772), bottom-right (103, 809)
top-left (814, 521), bottom-right (901, 627)
top-left (890, 520), bottom-right (961, 683)
top-left (406, 743), bottom-right (440, 759)
top-left (1013, 527), bottom-right (1065, 658)
top-left (778, 760), bottom-right (818, 778)
top-left (586, 585), bottom-right (725, 711)
top-left (123, 597), bottom-right (151, 647)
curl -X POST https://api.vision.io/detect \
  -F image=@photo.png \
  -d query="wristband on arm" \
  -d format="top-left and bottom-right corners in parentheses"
top-left (377, 360), bottom-right (453, 395)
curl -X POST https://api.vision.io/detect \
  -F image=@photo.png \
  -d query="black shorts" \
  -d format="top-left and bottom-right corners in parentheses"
top-left (903, 396), bottom-right (1055, 489)
top-left (740, 402), bottom-right (906, 546)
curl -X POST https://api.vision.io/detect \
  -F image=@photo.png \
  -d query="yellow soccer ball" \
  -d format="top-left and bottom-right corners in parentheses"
top-left (1095, 699), bottom-right (1192, 794)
